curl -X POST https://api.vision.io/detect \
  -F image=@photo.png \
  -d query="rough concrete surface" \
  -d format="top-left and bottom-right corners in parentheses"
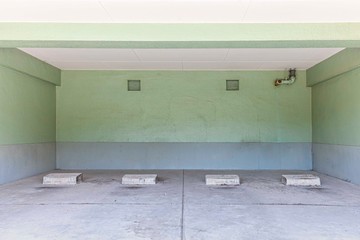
top-left (56, 142), bottom-right (312, 170)
top-left (0, 143), bottom-right (55, 184)
top-left (0, 170), bottom-right (360, 240)
top-left (313, 143), bottom-right (360, 185)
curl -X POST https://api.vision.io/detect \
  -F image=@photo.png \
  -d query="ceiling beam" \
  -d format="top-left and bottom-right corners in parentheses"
top-left (0, 49), bottom-right (61, 85)
top-left (1, 23), bottom-right (360, 48)
top-left (307, 48), bottom-right (360, 87)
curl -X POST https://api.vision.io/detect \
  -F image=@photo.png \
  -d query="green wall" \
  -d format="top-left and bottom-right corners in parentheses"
top-left (0, 48), bottom-right (60, 145)
top-left (1, 23), bottom-right (360, 48)
top-left (312, 67), bottom-right (360, 146)
top-left (0, 49), bottom-right (60, 184)
top-left (57, 71), bottom-right (311, 143)
top-left (309, 49), bottom-right (360, 184)
top-left (0, 66), bottom-right (56, 145)
top-left (309, 49), bottom-right (360, 146)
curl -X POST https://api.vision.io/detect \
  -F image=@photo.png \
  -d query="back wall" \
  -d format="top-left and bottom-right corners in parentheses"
top-left (56, 71), bottom-right (312, 169)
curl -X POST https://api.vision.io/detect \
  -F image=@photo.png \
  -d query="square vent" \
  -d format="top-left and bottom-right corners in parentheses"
top-left (226, 80), bottom-right (239, 91)
top-left (128, 80), bottom-right (141, 91)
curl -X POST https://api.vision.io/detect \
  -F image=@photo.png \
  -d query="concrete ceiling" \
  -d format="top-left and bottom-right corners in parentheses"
top-left (20, 48), bottom-right (343, 70)
top-left (11, 0), bottom-right (351, 70)
top-left (1, 0), bottom-right (360, 23)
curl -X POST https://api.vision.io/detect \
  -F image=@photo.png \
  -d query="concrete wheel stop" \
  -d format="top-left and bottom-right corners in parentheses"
top-left (43, 173), bottom-right (83, 185)
top-left (122, 174), bottom-right (158, 185)
top-left (281, 174), bottom-right (321, 187)
top-left (205, 175), bottom-right (240, 186)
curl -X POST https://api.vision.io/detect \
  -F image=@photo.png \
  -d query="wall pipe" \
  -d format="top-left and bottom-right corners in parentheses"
top-left (275, 68), bottom-right (296, 86)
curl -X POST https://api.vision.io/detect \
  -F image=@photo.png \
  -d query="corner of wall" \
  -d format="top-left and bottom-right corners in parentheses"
top-left (0, 48), bottom-right (58, 184)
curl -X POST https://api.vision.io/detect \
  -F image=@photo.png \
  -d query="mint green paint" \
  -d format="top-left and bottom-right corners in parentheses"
top-left (307, 49), bottom-right (360, 87)
top-left (0, 65), bottom-right (56, 144)
top-left (1, 23), bottom-right (360, 48)
top-left (57, 71), bottom-right (311, 143)
top-left (2, 40), bottom-right (360, 49)
top-left (0, 48), bottom-right (61, 85)
top-left (312, 67), bottom-right (360, 146)
top-left (311, 50), bottom-right (360, 184)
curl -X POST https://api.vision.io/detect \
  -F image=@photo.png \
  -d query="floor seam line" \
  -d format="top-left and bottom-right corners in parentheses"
top-left (181, 169), bottom-right (185, 240)
top-left (0, 203), bottom-right (358, 207)
top-left (0, 203), bottom-right (181, 206)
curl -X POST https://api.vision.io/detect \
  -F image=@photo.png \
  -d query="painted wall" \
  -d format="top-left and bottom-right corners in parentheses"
top-left (0, 66), bottom-right (56, 145)
top-left (0, 49), bottom-right (59, 184)
top-left (311, 67), bottom-right (360, 184)
top-left (57, 70), bottom-right (312, 169)
top-left (1, 23), bottom-right (360, 48)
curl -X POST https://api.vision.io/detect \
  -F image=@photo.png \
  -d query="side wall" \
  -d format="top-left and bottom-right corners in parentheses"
top-left (309, 49), bottom-right (360, 184)
top-left (57, 71), bottom-right (312, 170)
top-left (0, 49), bottom-right (59, 184)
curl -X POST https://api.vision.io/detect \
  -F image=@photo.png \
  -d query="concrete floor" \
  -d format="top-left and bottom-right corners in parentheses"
top-left (0, 170), bottom-right (360, 240)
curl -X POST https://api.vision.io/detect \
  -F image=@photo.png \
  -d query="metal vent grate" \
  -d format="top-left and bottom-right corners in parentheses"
top-left (128, 80), bottom-right (141, 91)
top-left (226, 80), bottom-right (239, 91)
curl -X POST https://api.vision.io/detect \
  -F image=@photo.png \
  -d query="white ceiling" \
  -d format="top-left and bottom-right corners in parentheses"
top-left (1, 0), bottom-right (360, 23)
top-left (19, 48), bottom-right (343, 70)
top-left (7, 1), bottom-right (353, 71)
